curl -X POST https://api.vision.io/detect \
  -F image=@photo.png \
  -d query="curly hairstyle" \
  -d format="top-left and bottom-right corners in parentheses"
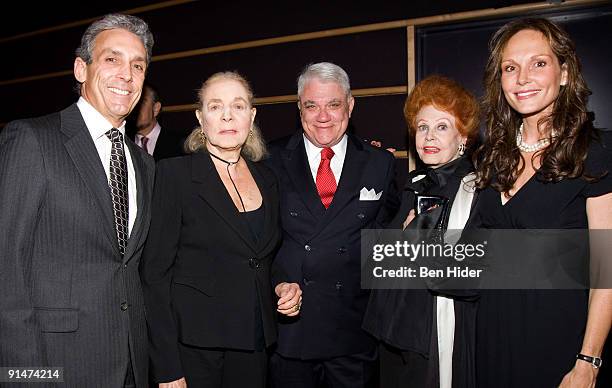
top-left (474, 17), bottom-right (596, 193)
top-left (185, 71), bottom-right (267, 161)
top-left (404, 75), bottom-right (480, 148)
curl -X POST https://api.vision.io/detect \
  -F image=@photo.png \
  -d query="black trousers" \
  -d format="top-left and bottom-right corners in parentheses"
top-left (379, 342), bottom-right (439, 388)
top-left (178, 342), bottom-right (267, 388)
top-left (269, 348), bottom-right (378, 388)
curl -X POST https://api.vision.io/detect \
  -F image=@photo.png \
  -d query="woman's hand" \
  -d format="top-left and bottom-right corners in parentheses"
top-left (275, 282), bottom-right (302, 316)
top-left (402, 209), bottom-right (416, 230)
top-left (160, 377), bottom-right (187, 388)
top-left (558, 361), bottom-right (597, 388)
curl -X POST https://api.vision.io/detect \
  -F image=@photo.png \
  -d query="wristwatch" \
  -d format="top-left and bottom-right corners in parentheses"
top-left (576, 353), bottom-right (603, 369)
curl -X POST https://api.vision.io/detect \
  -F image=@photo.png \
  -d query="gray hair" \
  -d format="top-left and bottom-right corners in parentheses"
top-left (75, 13), bottom-right (154, 65)
top-left (297, 62), bottom-right (352, 99)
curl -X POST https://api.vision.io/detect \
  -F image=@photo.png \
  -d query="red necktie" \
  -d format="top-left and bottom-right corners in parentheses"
top-left (141, 136), bottom-right (149, 154)
top-left (316, 147), bottom-right (337, 209)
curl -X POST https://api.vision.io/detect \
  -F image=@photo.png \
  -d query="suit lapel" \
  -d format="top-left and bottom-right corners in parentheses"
top-left (123, 139), bottom-right (148, 262)
top-left (282, 133), bottom-right (326, 219)
top-left (249, 162), bottom-right (279, 255)
top-left (192, 152), bottom-right (258, 252)
top-left (60, 105), bottom-right (121, 257)
top-left (327, 135), bottom-right (368, 213)
top-left (312, 134), bottom-right (369, 233)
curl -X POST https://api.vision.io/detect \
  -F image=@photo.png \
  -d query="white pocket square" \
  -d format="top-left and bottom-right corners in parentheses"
top-left (359, 187), bottom-right (382, 201)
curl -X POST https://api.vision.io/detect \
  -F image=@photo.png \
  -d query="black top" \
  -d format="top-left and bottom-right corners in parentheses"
top-left (243, 205), bottom-right (265, 242)
top-left (470, 132), bottom-right (612, 388)
top-left (363, 156), bottom-right (478, 387)
top-left (241, 205), bottom-right (266, 351)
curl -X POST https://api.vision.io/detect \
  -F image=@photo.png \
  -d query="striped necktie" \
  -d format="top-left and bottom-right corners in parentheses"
top-left (106, 128), bottom-right (129, 255)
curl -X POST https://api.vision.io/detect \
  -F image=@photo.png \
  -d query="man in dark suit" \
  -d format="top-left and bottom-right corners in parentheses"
top-left (267, 62), bottom-right (399, 388)
top-left (128, 83), bottom-right (185, 161)
top-left (0, 14), bottom-right (155, 387)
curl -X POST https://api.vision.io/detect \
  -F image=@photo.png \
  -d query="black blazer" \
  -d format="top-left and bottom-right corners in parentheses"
top-left (0, 104), bottom-right (155, 387)
top-left (151, 126), bottom-right (185, 161)
top-left (140, 152), bottom-right (284, 383)
top-left (266, 132), bottom-right (399, 359)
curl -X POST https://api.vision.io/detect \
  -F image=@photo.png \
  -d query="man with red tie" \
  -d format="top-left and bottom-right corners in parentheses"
top-left (266, 62), bottom-right (399, 388)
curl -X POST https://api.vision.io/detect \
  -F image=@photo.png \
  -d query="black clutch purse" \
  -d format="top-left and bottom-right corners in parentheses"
top-left (415, 194), bottom-right (449, 227)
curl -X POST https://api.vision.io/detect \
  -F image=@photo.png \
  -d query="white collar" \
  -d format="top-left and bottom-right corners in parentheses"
top-left (136, 122), bottom-right (161, 140)
top-left (303, 133), bottom-right (348, 163)
top-left (77, 97), bottom-right (126, 140)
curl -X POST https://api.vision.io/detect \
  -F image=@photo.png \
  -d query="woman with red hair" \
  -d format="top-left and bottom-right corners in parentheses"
top-left (364, 75), bottom-right (480, 388)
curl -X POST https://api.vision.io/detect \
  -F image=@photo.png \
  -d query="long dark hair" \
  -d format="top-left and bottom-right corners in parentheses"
top-left (474, 18), bottom-right (596, 193)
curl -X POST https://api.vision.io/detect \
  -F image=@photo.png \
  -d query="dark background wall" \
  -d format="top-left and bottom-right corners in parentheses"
top-left (2, 1), bottom-right (610, 164)
top-left (418, 5), bottom-right (612, 131)
top-left (1, 1), bottom-right (611, 385)
top-left (5, 1), bottom-right (611, 180)
top-left (1, 0), bottom-right (540, 146)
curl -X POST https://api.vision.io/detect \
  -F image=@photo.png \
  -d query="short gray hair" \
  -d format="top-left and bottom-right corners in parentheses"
top-left (75, 13), bottom-right (154, 65)
top-left (297, 62), bottom-right (351, 99)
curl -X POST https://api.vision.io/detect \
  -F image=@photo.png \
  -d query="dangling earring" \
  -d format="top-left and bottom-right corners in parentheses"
top-left (199, 127), bottom-right (207, 144)
top-left (458, 143), bottom-right (465, 156)
top-left (249, 127), bottom-right (254, 139)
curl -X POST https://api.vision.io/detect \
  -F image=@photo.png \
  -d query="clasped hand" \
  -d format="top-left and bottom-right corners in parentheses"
top-left (275, 282), bottom-right (302, 317)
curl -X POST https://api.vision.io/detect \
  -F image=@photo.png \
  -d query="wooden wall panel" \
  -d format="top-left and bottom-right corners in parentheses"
top-left (146, 28), bottom-right (407, 106)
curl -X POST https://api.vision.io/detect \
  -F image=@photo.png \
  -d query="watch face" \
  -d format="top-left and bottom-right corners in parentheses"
top-left (593, 358), bottom-right (603, 368)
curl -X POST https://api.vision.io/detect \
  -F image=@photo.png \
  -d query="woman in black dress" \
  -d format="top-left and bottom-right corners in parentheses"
top-left (363, 75), bottom-right (480, 388)
top-left (472, 18), bottom-right (612, 387)
top-left (140, 72), bottom-right (302, 388)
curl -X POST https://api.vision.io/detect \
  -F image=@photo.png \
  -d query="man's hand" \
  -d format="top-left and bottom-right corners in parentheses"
top-left (160, 377), bottom-right (187, 388)
top-left (275, 282), bottom-right (302, 316)
top-left (369, 140), bottom-right (396, 153)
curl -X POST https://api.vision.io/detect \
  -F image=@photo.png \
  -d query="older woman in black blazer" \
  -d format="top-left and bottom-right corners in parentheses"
top-left (140, 72), bottom-right (302, 388)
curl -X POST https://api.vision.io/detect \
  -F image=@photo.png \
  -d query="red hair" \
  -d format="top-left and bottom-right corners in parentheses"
top-left (404, 75), bottom-right (480, 145)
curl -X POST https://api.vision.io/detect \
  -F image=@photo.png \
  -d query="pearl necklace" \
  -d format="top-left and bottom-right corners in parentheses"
top-left (516, 123), bottom-right (551, 153)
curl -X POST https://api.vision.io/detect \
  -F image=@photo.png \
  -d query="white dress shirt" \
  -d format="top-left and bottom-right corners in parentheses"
top-left (77, 97), bottom-right (138, 236)
top-left (303, 133), bottom-right (348, 184)
top-left (135, 122), bottom-right (161, 156)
